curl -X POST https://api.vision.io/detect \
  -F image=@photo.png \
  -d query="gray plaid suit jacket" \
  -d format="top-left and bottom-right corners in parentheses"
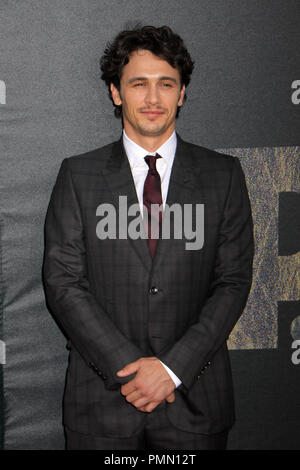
top-left (43, 134), bottom-right (254, 438)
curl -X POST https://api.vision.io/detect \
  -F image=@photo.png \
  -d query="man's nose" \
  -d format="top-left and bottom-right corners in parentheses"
top-left (145, 84), bottom-right (160, 105)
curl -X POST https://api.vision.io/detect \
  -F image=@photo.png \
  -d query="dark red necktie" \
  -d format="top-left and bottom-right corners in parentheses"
top-left (143, 154), bottom-right (163, 258)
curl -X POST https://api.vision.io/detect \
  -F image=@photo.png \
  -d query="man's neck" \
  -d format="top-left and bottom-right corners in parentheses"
top-left (123, 127), bottom-right (175, 152)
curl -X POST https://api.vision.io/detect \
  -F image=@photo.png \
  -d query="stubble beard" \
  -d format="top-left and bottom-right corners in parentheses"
top-left (124, 108), bottom-right (174, 138)
top-left (135, 120), bottom-right (171, 137)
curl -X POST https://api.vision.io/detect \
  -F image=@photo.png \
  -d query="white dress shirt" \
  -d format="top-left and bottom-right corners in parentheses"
top-left (122, 129), bottom-right (182, 389)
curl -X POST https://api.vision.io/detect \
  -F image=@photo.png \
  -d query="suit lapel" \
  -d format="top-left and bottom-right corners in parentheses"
top-left (151, 134), bottom-right (204, 273)
top-left (101, 137), bottom-right (152, 272)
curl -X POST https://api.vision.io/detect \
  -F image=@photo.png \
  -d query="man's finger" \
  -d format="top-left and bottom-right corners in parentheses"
top-left (120, 380), bottom-right (136, 396)
top-left (142, 401), bottom-right (161, 413)
top-left (117, 359), bottom-right (140, 377)
top-left (131, 396), bottom-right (152, 409)
top-left (124, 390), bottom-right (143, 404)
top-left (166, 392), bottom-right (175, 403)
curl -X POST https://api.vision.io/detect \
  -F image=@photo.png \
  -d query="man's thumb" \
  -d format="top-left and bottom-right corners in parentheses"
top-left (166, 392), bottom-right (175, 403)
top-left (116, 360), bottom-right (139, 377)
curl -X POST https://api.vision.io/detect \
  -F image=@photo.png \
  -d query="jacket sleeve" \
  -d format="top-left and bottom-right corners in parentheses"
top-left (42, 158), bottom-right (143, 390)
top-left (158, 156), bottom-right (254, 390)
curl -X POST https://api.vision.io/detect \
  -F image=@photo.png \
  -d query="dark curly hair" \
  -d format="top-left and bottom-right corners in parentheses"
top-left (100, 25), bottom-right (194, 118)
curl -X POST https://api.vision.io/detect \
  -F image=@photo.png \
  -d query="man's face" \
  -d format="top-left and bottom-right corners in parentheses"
top-left (110, 50), bottom-right (185, 140)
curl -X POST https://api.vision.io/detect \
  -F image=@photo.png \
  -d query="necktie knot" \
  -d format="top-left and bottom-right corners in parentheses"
top-left (144, 153), bottom-right (162, 174)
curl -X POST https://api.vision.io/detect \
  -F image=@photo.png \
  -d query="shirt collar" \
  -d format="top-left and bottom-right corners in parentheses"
top-left (123, 129), bottom-right (177, 169)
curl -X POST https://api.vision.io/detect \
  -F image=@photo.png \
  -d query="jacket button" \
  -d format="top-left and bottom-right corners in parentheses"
top-left (150, 286), bottom-right (158, 295)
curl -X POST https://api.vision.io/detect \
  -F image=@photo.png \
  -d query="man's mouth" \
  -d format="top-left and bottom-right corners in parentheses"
top-left (140, 109), bottom-right (165, 118)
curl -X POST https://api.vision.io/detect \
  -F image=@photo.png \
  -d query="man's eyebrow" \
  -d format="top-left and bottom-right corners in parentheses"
top-left (159, 76), bottom-right (178, 83)
top-left (127, 76), bottom-right (178, 84)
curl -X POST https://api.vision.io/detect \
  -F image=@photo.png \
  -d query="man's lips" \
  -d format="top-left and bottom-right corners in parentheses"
top-left (140, 110), bottom-right (165, 118)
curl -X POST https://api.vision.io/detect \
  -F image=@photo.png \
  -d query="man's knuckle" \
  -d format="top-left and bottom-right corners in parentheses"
top-left (135, 379), bottom-right (143, 389)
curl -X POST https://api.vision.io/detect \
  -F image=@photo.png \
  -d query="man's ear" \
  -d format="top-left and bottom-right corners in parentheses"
top-left (110, 83), bottom-right (122, 106)
top-left (178, 85), bottom-right (186, 107)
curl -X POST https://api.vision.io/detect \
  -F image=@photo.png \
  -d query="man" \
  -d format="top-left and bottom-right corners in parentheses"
top-left (43, 25), bottom-right (254, 450)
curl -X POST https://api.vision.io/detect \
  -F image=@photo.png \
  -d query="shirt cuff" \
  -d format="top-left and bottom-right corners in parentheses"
top-left (159, 360), bottom-right (182, 388)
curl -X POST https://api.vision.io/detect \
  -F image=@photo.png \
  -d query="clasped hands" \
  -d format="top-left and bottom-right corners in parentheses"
top-left (117, 357), bottom-right (175, 413)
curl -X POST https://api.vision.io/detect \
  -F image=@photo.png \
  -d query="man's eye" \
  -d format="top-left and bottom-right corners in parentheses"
top-left (133, 83), bottom-right (145, 87)
top-left (161, 82), bottom-right (172, 87)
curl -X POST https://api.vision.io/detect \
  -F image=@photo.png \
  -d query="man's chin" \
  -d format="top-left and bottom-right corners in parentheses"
top-left (136, 124), bottom-right (169, 137)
